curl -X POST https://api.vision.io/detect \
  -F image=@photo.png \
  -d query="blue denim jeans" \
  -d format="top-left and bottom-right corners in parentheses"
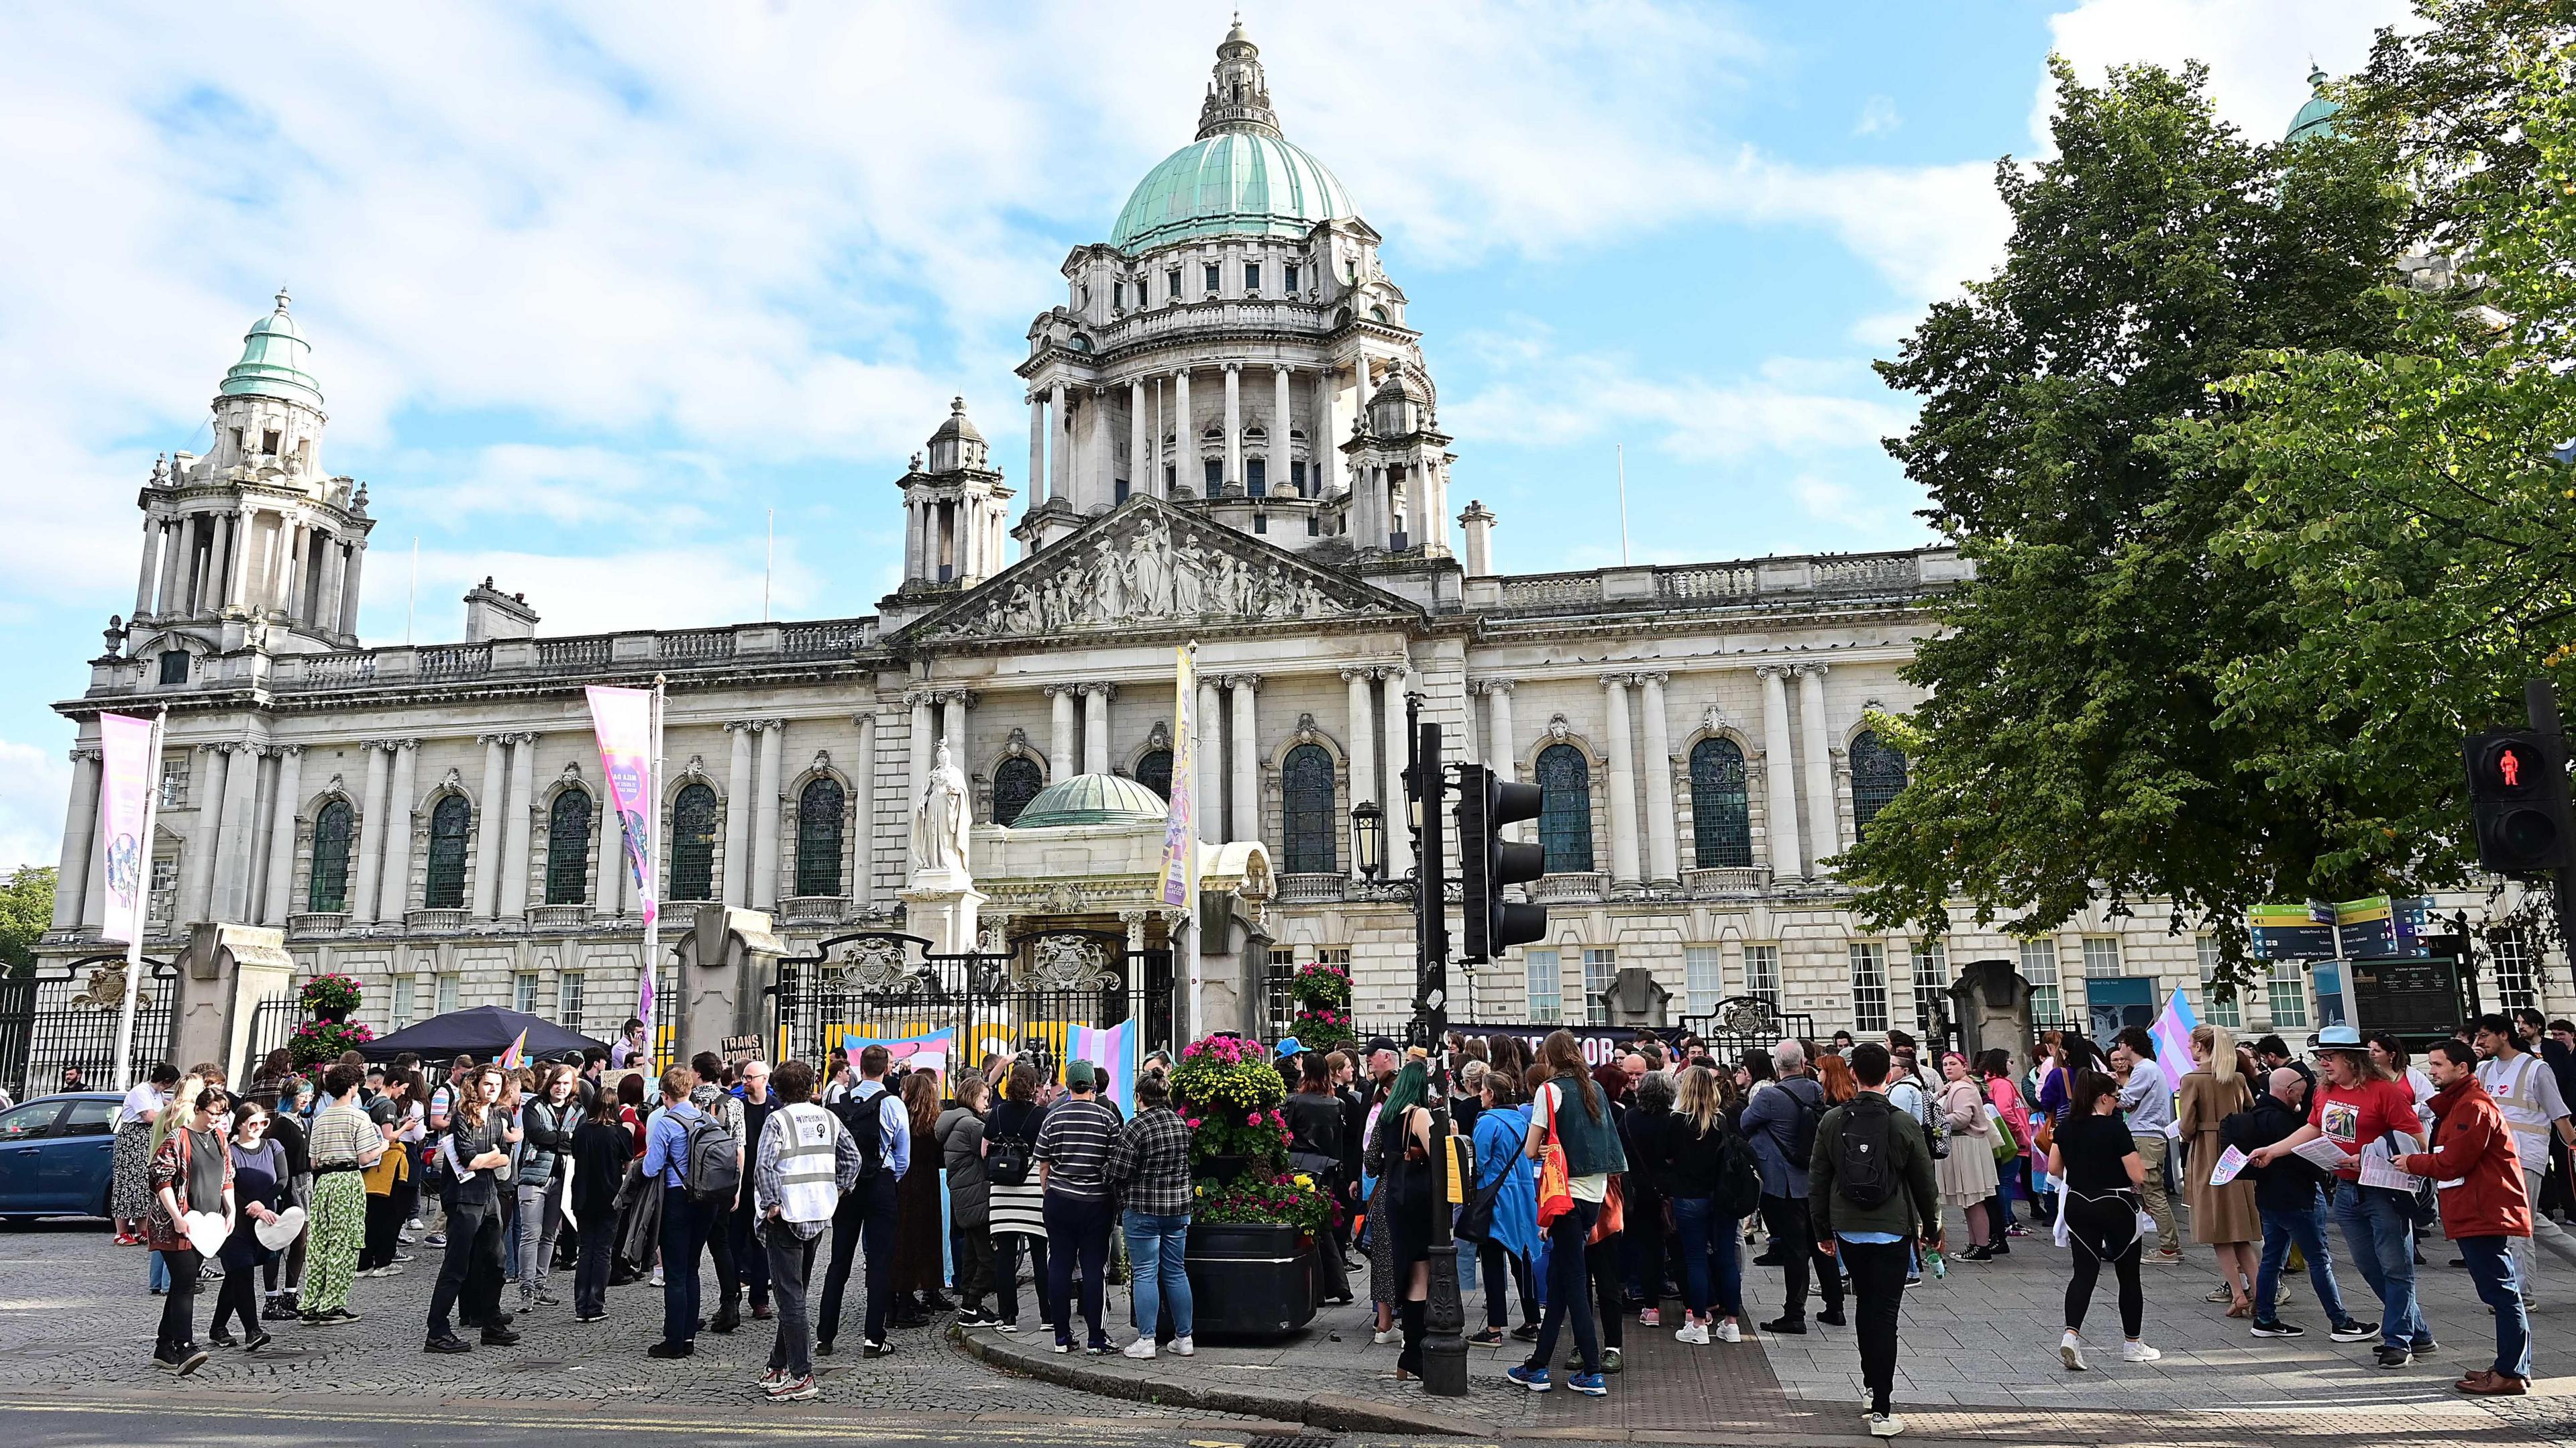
top-left (2331, 1182), bottom-right (2428, 1351)
top-left (2460, 1235), bottom-right (2530, 1380)
top-left (2255, 1196), bottom-right (2351, 1327)
top-left (1672, 1195), bottom-right (1743, 1319)
top-left (1122, 1211), bottom-right (1192, 1339)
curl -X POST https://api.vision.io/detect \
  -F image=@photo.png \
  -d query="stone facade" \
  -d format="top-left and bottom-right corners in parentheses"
top-left (38, 23), bottom-right (2569, 1050)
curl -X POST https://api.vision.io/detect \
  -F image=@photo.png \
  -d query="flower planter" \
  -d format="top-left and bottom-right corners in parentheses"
top-left (1193, 1152), bottom-right (1252, 1185)
top-left (315, 1005), bottom-right (352, 1025)
top-left (1182, 1221), bottom-right (1314, 1338)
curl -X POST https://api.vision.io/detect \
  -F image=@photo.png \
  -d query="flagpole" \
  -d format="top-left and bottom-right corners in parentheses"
top-left (1184, 642), bottom-right (1201, 1042)
top-left (109, 710), bottom-right (166, 1091)
top-left (645, 674), bottom-right (665, 1071)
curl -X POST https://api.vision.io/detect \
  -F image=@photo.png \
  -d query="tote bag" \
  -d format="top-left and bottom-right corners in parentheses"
top-left (1534, 1088), bottom-right (1574, 1229)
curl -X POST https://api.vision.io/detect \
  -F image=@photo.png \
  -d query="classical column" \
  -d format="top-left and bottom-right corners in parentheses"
top-left (210, 740), bottom-right (262, 922)
top-left (376, 739), bottom-right (419, 922)
top-left (174, 745), bottom-right (226, 924)
top-left (350, 742), bottom-right (388, 922)
top-left (1173, 369), bottom-right (1193, 492)
top-left (496, 734), bottom-right (535, 917)
top-left (317, 536), bottom-right (345, 636)
top-left (1089, 386), bottom-right (1114, 512)
top-left (592, 771), bottom-right (624, 918)
top-left (1486, 680), bottom-right (1520, 839)
top-left (1129, 378), bottom-right (1147, 499)
top-left (753, 719), bottom-right (786, 910)
top-left (1407, 466), bottom-right (1430, 551)
top-left (133, 518), bottom-right (162, 618)
top-left (1271, 364), bottom-right (1291, 494)
top-left (908, 693), bottom-right (934, 846)
top-left (211, 513), bottom-right (239, 610)
top-left (156, 520), bottom-right (184, 617)
top-left (1798, 664), bottom-right (1839, 873)
top-left (1757, 666), bottom-right (1803, 879)
top-left (472, 734), bottom-right (510, 919)
top-left (853, 711), bottom-right (878, 907)
top-left (1222, 363), bottom-right (1242, 491)
top-left (1601, 675), bottom-right (1643, 889)
top-left (1638, 673), bottom-right (1678, 885)
top-left (1028, 394), bottom-right (1047, 510)
top-left (1049, 685), bottom-right (1078, 780)
top-left (1047, 382), bottom-right (1070, 506)
top-left (1082, 684), bottom-right (1112, 776)
top-left (722, 721), bottom-right (756, 907)
top-left (52, 748), bottom-right (101, 929)
top-left (1379, 666), bottom-right (1411, 880)
top-left (902, 499), bottom-right (923, 581)
top-left (1195, 675), bottom-right (1222, 842)
top-left (1228, 675), bottom-right (1261, 848)
top-left (1344, 668), bottom-right (1377, 879)
top-left (259, 745), bottom-right (304, 924)
top-left (337, 543), bottom-right (364, 636)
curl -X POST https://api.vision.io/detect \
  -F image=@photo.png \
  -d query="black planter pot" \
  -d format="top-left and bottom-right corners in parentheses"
top-left (313, 1004), bottom-right (352, 1025)
top-left (1180, 1221), bottom-right (1315, 1339)
top-left (1194, 1152), bottom-right (1252, 1185)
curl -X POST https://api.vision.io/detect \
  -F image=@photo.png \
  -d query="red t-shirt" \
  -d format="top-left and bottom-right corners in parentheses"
top-left (2308, 1078), bottom-right (2419, 1179)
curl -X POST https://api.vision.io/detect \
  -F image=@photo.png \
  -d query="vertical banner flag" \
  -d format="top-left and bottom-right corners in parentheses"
top-left (1158, 645), bottom-right (1196, 909)
top-left (1067, 1023), bottom-right (1136, 1113)
top-left (2148, 988), bottom-right (2200, 1095)
top-left (95, 712), bottom-right (158, 947)
top-left (588, 683), bottom-right (661, 1055)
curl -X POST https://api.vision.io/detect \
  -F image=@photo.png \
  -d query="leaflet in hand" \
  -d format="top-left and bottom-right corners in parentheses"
top-left (2207, 1144), bottom-right (2251, 1187)
top-left (2358, 1133), bottom-right (2424, 1192)
top-left (2290, 1136), bottom-right (2353, 1172)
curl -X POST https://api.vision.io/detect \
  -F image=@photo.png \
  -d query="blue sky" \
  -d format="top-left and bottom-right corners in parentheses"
top-left (0, 0), bottom-right (2413, 867)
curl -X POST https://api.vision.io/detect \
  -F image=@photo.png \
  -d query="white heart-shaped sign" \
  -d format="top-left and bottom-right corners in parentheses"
top-left (183, 1210), bottom-right (228, 1260)
top-left (255, 1205), bottom-right (306, 1253)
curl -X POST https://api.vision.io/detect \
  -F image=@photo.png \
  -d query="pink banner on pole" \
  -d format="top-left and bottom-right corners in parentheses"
top-left (585, 685), bottom-right (657, 931)
top-left (95, 713), bottom-right (156, 946)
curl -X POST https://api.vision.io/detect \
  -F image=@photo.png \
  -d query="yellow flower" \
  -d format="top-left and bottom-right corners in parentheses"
top-left (1292, 1174), bottom-right (1313, 1188)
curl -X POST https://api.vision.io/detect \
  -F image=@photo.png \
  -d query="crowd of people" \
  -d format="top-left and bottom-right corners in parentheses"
top-left (105, 1007), bottom-right (2576, 1431)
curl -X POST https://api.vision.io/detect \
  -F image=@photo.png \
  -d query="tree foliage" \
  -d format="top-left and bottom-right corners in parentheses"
top-left (0, 866), bottom-right (55, 977)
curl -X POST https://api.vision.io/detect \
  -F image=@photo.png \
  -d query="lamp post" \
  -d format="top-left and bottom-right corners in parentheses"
top-left (1352, 800), bottom-right (1385, 883)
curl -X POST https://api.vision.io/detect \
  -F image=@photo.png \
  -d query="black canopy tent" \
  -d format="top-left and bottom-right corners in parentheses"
top-left (360, 1007), bottom-right (604, 1064)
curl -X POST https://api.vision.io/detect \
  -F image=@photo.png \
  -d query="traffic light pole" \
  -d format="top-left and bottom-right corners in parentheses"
top-left (2530, 678), bottom-right (2576, 983)
top-left (1404, 698), bottom-right (1467, 1397)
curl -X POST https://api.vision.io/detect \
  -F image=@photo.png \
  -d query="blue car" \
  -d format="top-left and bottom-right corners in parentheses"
top-left (0, 1092), bottom-right (125, 1222)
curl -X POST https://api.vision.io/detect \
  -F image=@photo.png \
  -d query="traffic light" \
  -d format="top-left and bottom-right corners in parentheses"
top-left (1458, 762), bottom-right (1548, 962)
top-left (2464, 730), bottom-right (2573, 877)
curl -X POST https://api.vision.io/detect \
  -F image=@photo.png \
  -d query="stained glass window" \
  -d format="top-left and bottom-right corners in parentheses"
top-left (669, 783), bottom-right (717, 901)
top-left (544, 789), bottom-right (592, 905)
top-left (1849, 730), bottom-right (1907, 836)
top-left (1536, 744), bottom-right (1595, 874)
top-left (991, 757), bottom-right (1043, 825)
top-left (796, 777), bottom-right (845, 895)
top-left (1134, 749), bottom-right (1173, 801)
top-left (1688, 737), bottom-right (1752, 869)
top-left (1281, 744), bottom-right (1336, 873)
top-left (308, 799), bottom-right (353, 911)
top-left (423, 794), bottom-right (471, 909)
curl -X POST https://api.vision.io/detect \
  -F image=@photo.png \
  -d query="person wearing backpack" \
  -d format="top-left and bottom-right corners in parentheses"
top-left (812, 1044), bottom-right (910, 1359)
top-left (1809, 1043), bottom-right (1941, 1439)
top-left (1743, 1040), bottom-right (1843, 1334)
top-left (983, 1060), bottom-right (1053, 1336)
top-left (641, 1064), bottom-right (724, 1359)
top-left (1505, 1031), bottom-right (1628, 1399)
top-left (1663, 1064), bottom-right (1759, 1345)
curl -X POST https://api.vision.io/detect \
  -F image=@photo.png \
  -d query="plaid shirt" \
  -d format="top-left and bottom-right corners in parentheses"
top-left (1106, 1105), bottom-right (1195, 1217)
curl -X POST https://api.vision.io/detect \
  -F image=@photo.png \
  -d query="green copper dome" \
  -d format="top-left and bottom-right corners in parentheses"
top-left (1110, 131), bottom-right (1354, 254)
top-left (1008, 773), bottom-right (1171, 829)
top-left (2288, 66), bottom-right (2341, 143)
top-left (219, 288), bottom-right (324, 410)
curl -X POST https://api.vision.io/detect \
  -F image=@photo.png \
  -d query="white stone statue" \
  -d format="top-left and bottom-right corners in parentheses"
top-left (912, 740), bottom-right (972, 878)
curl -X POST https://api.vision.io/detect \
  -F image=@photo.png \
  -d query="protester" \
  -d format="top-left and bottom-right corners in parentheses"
top-left (2249, 1025), bottom-right (2436, 1367)
top-left (1809, 1043), bottom-right (1941, 1439)
top-left (639, 1065), bottom-right (713, 1359)
top-left (1106, 1072), bottom-right (1197, 1360)
top-left (426, 1066), bottom-right (518, 1355)
top-left (300, 1064), bottom-right (378, 1327)
top-left (729, 1060), bottom-right (779, 1323)
top-left (2047, 1068), bottom-right (2160, 1370)
top-left (753, 1058), bottom-right (864, 1402)
top-left (985, 1060), bottom-right (1052, 1336)
top-left (1743, 1040), bottom-right (1841, 1334)
top-left (358, 1103), bottom-right (409, 1276)
top-left (939, 1070), bottom-right (996, 1325)
top-left (2401, 1040), bottom-right (2533, 1395)
top-left (2224, 1066), bottom-right (2369, 1342)
top-left (1507, 1031), bottom-right (1625, 1399)
top-left (517, 1063), bottom-right (576, 1311)
top-left (1367, 1056), bottom-right (1436, 1379)
top-left (2108, 1029), bottom-right (2182, 1264)
top-left (263, 1077), bottom-right (313, 1319)
top-left (1285, 1054), bottom-right (1356, 1308)
top-left (114, 1062), bottom-right (180, 1245)
top-left (1468, 1066), bottom-right (1539, 1343)
top-left (569, 1089), bottom-right (630, 1322)
top-left (1664, 1062), bottom-right (1754, 1345)
top-left (816, 1044), bottom-right (908, 1357)
top-left (1817, 1053), bottom-right (1858, 1106)
top-left (146, 1082), bottom-right (234, 1373)
top-left (1036, 1060), bottom-right (1122, 1355)
top-left (1977, 1049), bottom-right (2033, 1241)
top-left (1935, 1053), bottom-right (2000, 1259)
top-left (610, 1017), bottom-right (649, 1070)
top-left (2179, 1025), bottom-right (2261, 1315)
top-left (2473, 1013), bottom-right (2576, 1301)
top-left (211, 1100), bottom-right (288, 1351)
top-left (892, 1070), bottom-right (949, 1325)
top-left (687, 1052), bottom-right (746, 1334)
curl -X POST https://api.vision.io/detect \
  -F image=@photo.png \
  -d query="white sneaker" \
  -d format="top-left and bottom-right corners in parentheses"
top-left (1372, 1329), bottom-right (1397, 1345)
top-left (756, 1368), bottom-right (789, 1393)
top-left (649, 1270), bottom-right (664, 1287)
top-left (1170, 1336), bottom-right (1194, 1357)
top-left (2061, 1331), bottom-right (2088, 1372)
top-left (1868, 1412), bottom-right (1905, 1438)
top-left (2121, 1340), bottom-right (2163, 1363)
top-left (1717, 1319), bottom-right (1741, 1343)
top-left (1121, 1339), bottom-right (1156, 1360)
top-left (1675, 1321), bottom-right (1709, 1345)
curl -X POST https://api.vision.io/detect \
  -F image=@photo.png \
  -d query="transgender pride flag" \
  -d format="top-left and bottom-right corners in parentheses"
top-left (1068, 1022), bottom-right (1135, 1113)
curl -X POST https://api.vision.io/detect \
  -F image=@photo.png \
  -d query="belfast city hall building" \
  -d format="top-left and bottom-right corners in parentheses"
top-left (29, 25), bottom-right (2565, 1083)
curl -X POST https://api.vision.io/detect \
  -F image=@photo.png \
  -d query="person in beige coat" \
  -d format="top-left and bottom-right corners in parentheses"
top-left (2176, 1024), bottom-right (2262, 1316)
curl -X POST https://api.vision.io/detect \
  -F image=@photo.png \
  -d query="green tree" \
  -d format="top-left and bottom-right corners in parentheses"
top-left (0, 865), bottom-right (54, 977)
top-left (1837, 58), bottom-right (2406, 967)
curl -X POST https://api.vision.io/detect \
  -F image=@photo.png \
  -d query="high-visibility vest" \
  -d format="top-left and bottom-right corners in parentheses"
top-left (770, 1103), bottom-right (842, 1225)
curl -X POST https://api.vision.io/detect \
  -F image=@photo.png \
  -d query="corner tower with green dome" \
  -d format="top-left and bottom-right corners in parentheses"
top-left (1002, 19), bottom-right (1457, 584)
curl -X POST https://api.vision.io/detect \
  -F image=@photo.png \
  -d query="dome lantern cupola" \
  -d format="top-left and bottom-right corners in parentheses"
top-left (218, 286), bottom-right (325, 412)
top-left (1109, 21), bottom-right (1355, 254)
top-left (1197, 17), bottom-right (1281, 140)
top-left (2288, 64), bottom-right (2341, 143)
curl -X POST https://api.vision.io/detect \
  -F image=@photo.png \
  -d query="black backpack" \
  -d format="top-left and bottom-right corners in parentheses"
top-left (829, 1084), bottom-right (889, 1181)
top-left (1834, 1095), bottom-right (1899, 1211)
top-left (1714, 1127), bottom-right (1764, 1221)
top-left (682, 1110), bottom-right (741, 1208)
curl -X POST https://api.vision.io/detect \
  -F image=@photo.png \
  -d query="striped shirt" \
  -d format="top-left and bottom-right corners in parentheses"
top-left (309, 1101), bottom-right (378, 1169)
top-left (1034, 1095), bottom-right (1122, 1200)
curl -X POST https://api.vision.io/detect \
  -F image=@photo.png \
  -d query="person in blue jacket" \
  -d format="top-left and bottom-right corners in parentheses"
top-left (1470, 1067), bottom-right (1540, 1345)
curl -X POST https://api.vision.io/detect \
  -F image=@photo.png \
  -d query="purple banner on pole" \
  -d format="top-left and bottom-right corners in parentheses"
top-left (95, 712), bottom-right (156, 946)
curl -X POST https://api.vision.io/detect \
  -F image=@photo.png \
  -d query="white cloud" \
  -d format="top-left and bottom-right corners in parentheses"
top-left (2036, 0), bottom-right (2420, 150)
top-left (0, 739), bottom-right (70, 875)
top-left (1854, 95), bottom-right (1902, 137)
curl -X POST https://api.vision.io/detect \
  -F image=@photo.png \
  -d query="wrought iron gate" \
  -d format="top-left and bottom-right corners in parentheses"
top-left (0, 956), bottom-right (178, 1099)
top-left (1676, 995), bottom-right (1819, 1065)
top-left (770, 930), bottom-right (1177, 1074)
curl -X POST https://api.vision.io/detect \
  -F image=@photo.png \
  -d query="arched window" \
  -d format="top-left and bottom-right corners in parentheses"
top-left (545, 790), bottom-right (592, 905)
top-left (1535, 744), bottom-right (1595, 874)
top-left (796, 777), bottom-right (846, 896)
top-left (1280, 744), bottom-right (1336, 874)
top-left (991, 757), bottom-right (1043, 826)
top-left (1850, 730), bottom-right (1908, 838)
top-left (308, 799), bottom-right (353, 912)
top-left (669, 783), bottom-right (718, 901)
top-left (1688, 738), bottom-right (1752, 869)
top-left (423, 795), bottom-right (472, 909)
top-left (1134, 749), bottom-right (1173, 801)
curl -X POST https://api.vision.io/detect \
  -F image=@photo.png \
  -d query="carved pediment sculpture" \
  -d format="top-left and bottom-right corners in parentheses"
top-left (1027, 935), bottom-right (1115, 990)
